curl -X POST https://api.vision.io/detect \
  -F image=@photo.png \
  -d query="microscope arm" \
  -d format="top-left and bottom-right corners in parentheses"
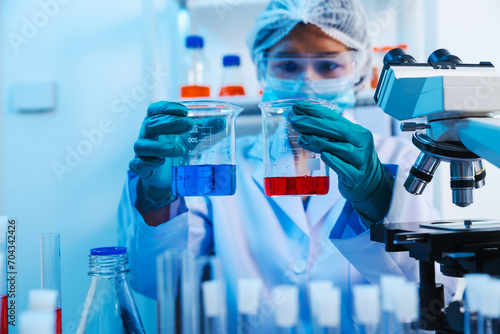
top-left (456, 117), bottom-right (500, 168)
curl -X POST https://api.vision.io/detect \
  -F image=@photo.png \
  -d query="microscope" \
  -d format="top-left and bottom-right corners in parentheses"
top-left (372, 48), bottom-right (500, 333)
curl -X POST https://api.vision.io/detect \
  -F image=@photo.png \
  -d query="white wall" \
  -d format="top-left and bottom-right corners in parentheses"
top-left (426, 0), bottom-right (500, 219)
top-left (1, 0), bottom-right (157, 332)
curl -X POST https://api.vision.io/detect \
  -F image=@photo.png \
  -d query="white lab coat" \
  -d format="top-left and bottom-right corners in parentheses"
top-left (117, 113), bottom-right (451, 333)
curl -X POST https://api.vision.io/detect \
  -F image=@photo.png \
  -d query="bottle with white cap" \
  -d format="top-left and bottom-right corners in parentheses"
top-left (380, 275), bottom-right (406, 334)
top-left (237, 278), bottom-right (263, 333)
top-left (317, 287), bottom-right (341, 333)
top-left (353, 285), bottom-right (381, 334)
top-left (195, 256), bottom-right (227, 334)
top-left (464, 273), bottom-right (491, 334)
top-left (394, 281), bottom-right (419, 333)
top-left (309, 280), bottom-right (341, 333)
top-left (272, 285), bottom-right (299, 333)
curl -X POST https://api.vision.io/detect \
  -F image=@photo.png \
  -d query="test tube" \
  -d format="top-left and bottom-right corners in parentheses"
top-left (309, 281), bottom-right (334, 333)
top-left (353, 285), bottom-right (381, 334)
top-left (19, 310), bottom-right (55, 334)
top-left (479, 277), bottom-right (500, 334)
top-left (0, 217), bottom-right (7, 334)
top-left (380, 275), bottom-right (405, 334)
top-left (156, 249), bottom-right (197, 334)
top-left (40, 233), bottom-right (61, 334)
top-left (394, 281), bottom-right (419, 334)
top-left (237, 278), bottom-right (263, 334)
top-left (28, 289), bottom-right (58, 312)
top-left (272, 285), bottom-right (299, 334)
top-left (316, 287), bottom-right (341, 334)
top-left (464, 274), bottom-right (490, 334)
top-left (195, 256), bottom-right (227, 334)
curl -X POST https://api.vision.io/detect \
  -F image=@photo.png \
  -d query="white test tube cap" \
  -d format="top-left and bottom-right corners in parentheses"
top-left (29, 289), bottom-right (58, 311)
top-left (464, 273), bottom-right (490, 311)
top-left (394, 282), bottom-right (419, 323)
top-left (480, 277), bottom-right (500, 318)
top-left (272, 285), bottom-right (299, 327)
top-left (237, 278), bottom-right (263, 315)
top-left (317, 286), bottom-right (341, 328)
top-left (380, 275), bottom-right (406, 312)
top-left (309, 280), bottom-right (333, 317)
top-left (19, 310), bottom-right (55, 334)
top-left (353, 285), bottom-right (381, 326)
top-left (202, 280), bottom-right (225, 317)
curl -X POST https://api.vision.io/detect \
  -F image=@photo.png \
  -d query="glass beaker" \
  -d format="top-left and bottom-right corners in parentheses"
top-left (259, 98), bottom-right (335, 196)
top-left (170, 100), bottom-right (243, 197)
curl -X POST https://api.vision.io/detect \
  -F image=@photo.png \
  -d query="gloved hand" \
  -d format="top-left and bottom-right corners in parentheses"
top-left (290, 103), bottom-right (394, 225)
top-left (129, 101), bottom-right (194, 213)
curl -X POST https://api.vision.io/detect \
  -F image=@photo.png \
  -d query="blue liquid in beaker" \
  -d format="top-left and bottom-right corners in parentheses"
top-left (171, 164), bottom-right (236, 196)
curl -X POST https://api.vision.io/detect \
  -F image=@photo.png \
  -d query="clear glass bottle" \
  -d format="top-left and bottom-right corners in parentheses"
top-left (76, 247), bottom-right (145, 334)
top-left (219, 55), bottom-right (246, 97)
top-left (180, 35), bottom-right (211, 99)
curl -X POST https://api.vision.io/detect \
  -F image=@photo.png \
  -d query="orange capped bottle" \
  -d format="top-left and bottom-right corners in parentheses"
top-left (180, 35), bottom-right (211, 99)
top-left (218, 55), bottom-right (246, 98)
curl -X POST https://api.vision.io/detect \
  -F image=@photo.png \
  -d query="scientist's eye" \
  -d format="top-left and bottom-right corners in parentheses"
top-left (275, 61), bottom-right (300, 74)
top-left (315, 61), bottom-right (341, 76)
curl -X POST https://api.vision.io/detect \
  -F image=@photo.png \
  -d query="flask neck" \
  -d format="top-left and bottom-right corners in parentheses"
top-left (89, 253), bottom-right (129, 276)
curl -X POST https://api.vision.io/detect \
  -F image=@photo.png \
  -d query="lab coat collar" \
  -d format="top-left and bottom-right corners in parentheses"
top-left (246, 134), bottom-right (342, 234)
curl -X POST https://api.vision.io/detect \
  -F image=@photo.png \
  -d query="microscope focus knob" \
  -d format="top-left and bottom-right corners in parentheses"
top-left (401, 122), bottom-right (429, 132)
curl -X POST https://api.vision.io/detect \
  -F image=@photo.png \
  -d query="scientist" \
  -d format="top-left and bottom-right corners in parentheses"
top-left (118, 0), bottom-right (448, 331)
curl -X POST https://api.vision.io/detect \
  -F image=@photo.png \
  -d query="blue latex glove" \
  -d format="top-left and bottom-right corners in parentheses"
top-left (290, 103), bottom-right (394, 225)
top-left (129, 101), bottom-right (225, 213)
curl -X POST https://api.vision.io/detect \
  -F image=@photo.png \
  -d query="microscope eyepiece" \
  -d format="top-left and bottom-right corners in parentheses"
top-left (383, 48), bottom-right (417, 65)
top-left (428, 49), bottom-right (463, 65)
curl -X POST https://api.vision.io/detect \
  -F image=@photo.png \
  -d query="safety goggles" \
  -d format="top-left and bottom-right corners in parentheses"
top-left (257, 51), bottom-right (359, 82)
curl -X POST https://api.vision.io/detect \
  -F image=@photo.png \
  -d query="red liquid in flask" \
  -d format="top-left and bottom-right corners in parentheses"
top-left (1, 294), bottom-right (7, 334)
top-left (264, 176), bottom-right (329, 196)
top-left (56, 307), bottom-right (62, 334)
top-left (219, 85), bottom-right (245, 97)
top-left (180, 85), bottom-right (210, 98)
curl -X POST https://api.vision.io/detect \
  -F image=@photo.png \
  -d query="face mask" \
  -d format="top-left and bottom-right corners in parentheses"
top-left (263, 75), bottom-right (356, 113)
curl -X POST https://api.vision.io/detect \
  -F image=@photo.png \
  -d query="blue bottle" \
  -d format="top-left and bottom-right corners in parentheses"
top-left (76, 247), bottom-right (145, 334)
